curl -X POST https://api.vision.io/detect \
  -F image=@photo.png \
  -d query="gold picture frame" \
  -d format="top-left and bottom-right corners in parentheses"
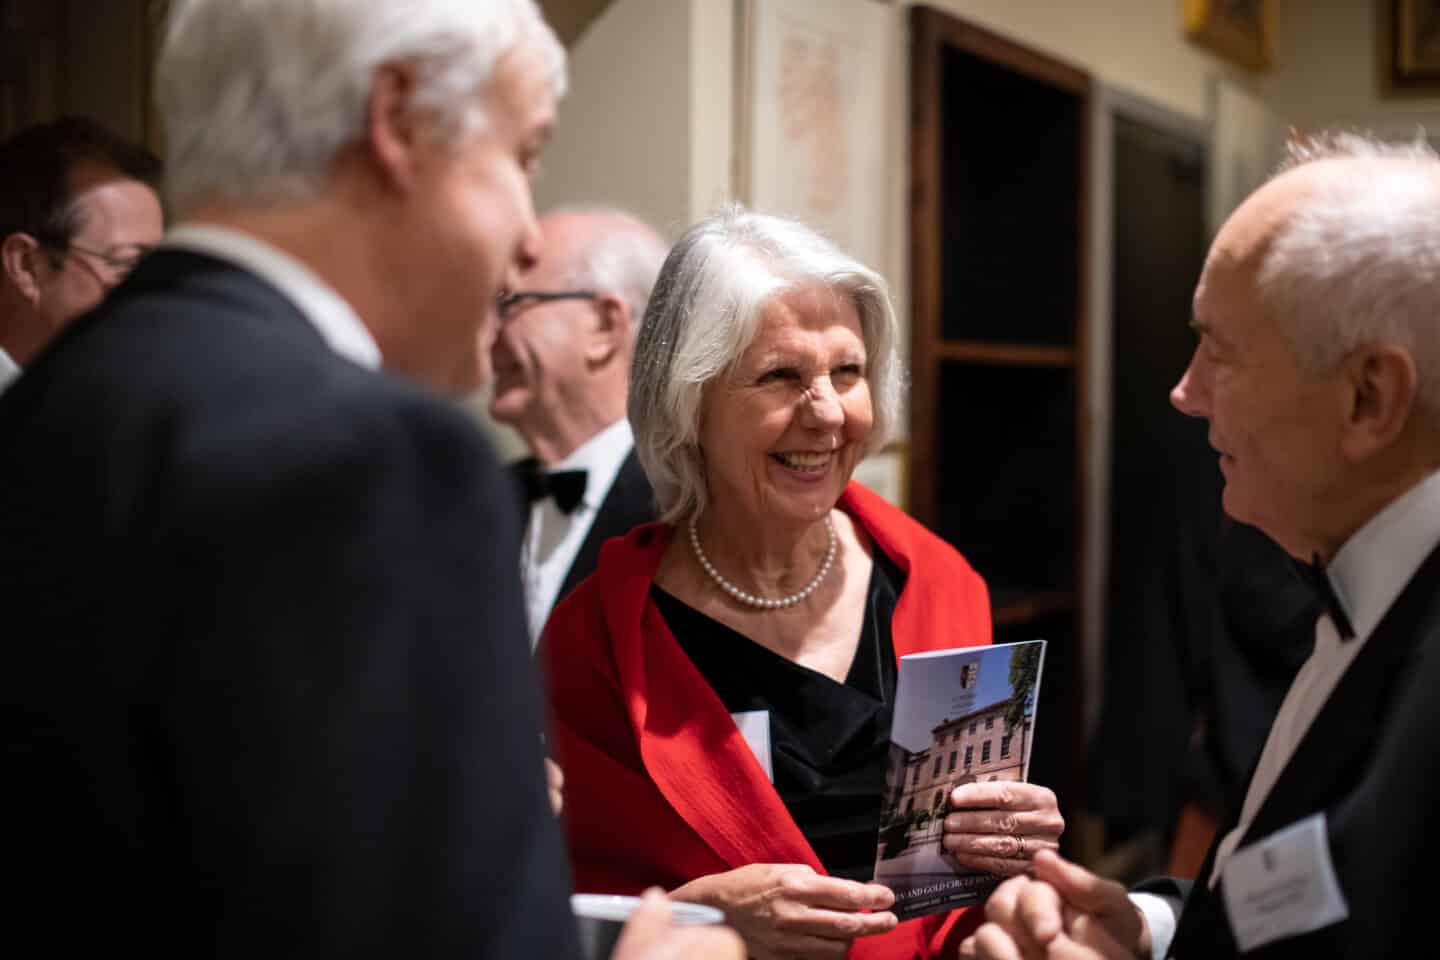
top-left (1183, 0), bottom-right (1274, 72)
top-left (1379, 0), bottom-right (1440, 95)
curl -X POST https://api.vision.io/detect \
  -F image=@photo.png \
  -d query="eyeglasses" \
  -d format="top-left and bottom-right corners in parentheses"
top-left (65, 242), bottom-right (154, 274)
top-left (41, 239), bottom-right (154, 284)
top-left (496, 289), bottom-right (598, 321)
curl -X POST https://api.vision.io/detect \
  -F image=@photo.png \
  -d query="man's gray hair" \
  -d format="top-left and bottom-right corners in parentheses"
top-left (157, 0), bottom-right (565, 214)
top-left (630, 206), bottom-right (903, 525)
top-left (551, 206), bottom-right (668, 342)
top-left (1260, 131), bottom-right (1440, 417)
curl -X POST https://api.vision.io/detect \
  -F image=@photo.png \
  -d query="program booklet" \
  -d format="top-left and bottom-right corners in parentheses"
top-left (872, 639), bottom-right (1047, 920)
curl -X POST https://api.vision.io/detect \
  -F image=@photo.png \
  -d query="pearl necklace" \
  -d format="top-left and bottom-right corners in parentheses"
top-left (688, 514), bottom-right (836, 610)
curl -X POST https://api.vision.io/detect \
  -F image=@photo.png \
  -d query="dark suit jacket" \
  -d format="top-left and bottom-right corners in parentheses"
top-left (0, 250), bottom-right (580, 958)
top-left (1149, 539), bottom-right (1440, 958)
top-left (555, 448), bottom-right (654, 605)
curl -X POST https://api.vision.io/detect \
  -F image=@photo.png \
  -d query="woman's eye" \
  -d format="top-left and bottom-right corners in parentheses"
top-left (833, 363), bottom-right (864, 379)
top-left (760, 368), bottom-right (797, 384)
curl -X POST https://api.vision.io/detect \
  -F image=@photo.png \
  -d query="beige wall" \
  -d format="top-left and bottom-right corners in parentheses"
top-left (1260, 0), bottom-right (1440, 139)
top-left (532, 0), bottom-right (734, 240)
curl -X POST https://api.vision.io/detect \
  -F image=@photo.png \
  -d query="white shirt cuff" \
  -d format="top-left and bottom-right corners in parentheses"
top-left (1129, 892), bottom-right (1180, 960)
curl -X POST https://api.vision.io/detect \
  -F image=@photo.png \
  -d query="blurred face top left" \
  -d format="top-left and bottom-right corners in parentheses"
top-left (24, 162), bottom-right (164, 329)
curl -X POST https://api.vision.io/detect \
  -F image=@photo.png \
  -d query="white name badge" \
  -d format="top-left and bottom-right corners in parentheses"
top-left (1221, 812), bottom-right (1349, 952)
top-left (730, 710), bottom-right (773, 783)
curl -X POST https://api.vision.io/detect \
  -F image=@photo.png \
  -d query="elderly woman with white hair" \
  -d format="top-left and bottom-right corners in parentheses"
top-left (542, 208), bottom-right (1064, 959)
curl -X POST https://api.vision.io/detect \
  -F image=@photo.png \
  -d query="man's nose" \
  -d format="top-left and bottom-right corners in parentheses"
top-left (1170, 357), bottom-right (1206, 417)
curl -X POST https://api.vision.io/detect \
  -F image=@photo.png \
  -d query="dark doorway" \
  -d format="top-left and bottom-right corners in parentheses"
top-left (1092, 110), bottom-right (1211, 871)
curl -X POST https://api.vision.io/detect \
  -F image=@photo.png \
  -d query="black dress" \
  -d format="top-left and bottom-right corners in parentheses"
top-left (651, 551), bottom-right (904, 881)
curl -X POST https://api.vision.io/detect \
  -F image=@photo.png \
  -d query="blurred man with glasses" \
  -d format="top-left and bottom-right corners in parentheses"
top-left (490, 206), bottom-right (667, 644)
top-left (0, 117), bottom-right (163, 391)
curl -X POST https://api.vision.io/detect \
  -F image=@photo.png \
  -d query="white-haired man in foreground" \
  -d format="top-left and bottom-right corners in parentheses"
top-left (0, 2), bottom-right (738, 957)
top-left (963, 135), bottom-right (1440, 960)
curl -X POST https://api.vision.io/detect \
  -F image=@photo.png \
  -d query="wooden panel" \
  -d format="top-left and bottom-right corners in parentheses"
top-left (932, 342), bottom-right (1076, 367)
top-left (907, 3), bottom-right (944, 528)
top-left (993, 590), bottom-right (1074, 627)
top-left (911, 5), bottom-right (1088, 97)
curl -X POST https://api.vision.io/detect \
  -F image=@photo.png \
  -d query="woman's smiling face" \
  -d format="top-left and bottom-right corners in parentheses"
top-left (698, 282), bottom-right (874, 528)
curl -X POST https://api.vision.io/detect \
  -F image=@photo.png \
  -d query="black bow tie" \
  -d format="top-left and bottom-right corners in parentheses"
top-left (512, 459), bottom-right (587, 514)
top-left (1297, 553), bottom-right (1355, 641)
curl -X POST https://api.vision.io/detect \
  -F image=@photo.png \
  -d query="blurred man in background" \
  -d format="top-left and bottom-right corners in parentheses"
top-left (0, 116), bottom-right (162, 390)
top-left (491, 206), bottom-right (666, 641)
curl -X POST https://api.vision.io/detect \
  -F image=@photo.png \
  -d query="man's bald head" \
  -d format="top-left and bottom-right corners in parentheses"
top-left (490, 207), bottom-right (667, 463)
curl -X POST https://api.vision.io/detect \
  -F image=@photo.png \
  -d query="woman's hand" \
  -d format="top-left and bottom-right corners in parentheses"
top-left (669, 863), bottom-right (898, 959)
top-left (941, 781), bottom-right (1064, 878)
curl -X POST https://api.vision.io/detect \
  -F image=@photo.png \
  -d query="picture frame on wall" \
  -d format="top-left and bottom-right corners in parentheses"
top-left (734, 0), bottom-right (894, 272)
top-left (1379, 0), bottom-right (1440, 95)
top-left (1183, 0), bottom-right (1274, 73)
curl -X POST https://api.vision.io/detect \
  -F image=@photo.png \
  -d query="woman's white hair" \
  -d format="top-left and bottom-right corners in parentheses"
top-left (630, 205), bottom-right (903, 525)
top-left (157, 0), bottom-right (565, 214)
top-left (1260, 131), bottom-right (1440, 417)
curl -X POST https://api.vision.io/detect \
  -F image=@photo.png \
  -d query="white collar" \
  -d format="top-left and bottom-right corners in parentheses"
top-left (551, 418), bottom-right (634, 511)
top-left (162, 224), bottom-right (381, 370)
top-left (0, 344), bottom-right (18, 392)
top-left (1327, 467), bottom-right (1440, 640)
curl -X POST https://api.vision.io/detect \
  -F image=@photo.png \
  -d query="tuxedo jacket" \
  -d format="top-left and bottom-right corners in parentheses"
top-left (554, 447), bottom-right (655, 605)
top-left (0, 250), bottom-right (580, 958)
top-left (542, 484), bottom-right (994, 958)
top-left (1149, 541), bottom-right (1440, 958)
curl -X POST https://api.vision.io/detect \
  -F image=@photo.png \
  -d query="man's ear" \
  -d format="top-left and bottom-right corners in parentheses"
top-left (585, 294), bottom-right (629, 367)
top-left (365, 62), bottom-right (425, 193)
top-left (1, 233), bottom-right (45, 305)
top-left (1340, 344), bottom-right (1418, 462)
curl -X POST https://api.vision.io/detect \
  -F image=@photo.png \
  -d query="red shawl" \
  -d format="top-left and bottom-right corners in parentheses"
top-left (542, 483), bottom-right (992, 958)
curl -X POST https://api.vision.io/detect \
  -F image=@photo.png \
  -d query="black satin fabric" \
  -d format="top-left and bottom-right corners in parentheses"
top-left (651, 550), bottom-right (903, 881)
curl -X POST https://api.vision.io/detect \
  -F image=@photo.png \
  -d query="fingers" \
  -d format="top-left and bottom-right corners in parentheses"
top-left (1031, 851), bottom-right (1131, 917)
top-left (544, 757), bottom-right (564, 817)
top-left (943, 829), bottom-right (1061, 863)
top-left (945, 809), bottom-right (1067, 841)
top-left (762, 869), bottom-right (896, 943)
top-left (944, 783), bottom-right (1065, 869)
top-left (963, 922), bottom-right (1030, 960)
top-left (1062, 904), bottom-right (1134, 958)
top-left (950, 781), bottom-right (1059, 814)
top-left (1047, 920), bottom-right (1135, 960)
top-left (767, 902), bottom-right (899, 941)
top-left (611, 890), bottom-right (748, 960)
top-left (631, 926), bottom-right (748, 960)
top-left (611, 888), bottom-right (675, 959)
top-left (779, 873), bottom-right (895, 913)
top-left (985, 873), bottom-right (1063, 951)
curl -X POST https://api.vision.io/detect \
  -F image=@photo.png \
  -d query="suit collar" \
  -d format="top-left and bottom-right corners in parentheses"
top-left (1241, 539), bottom-right (1440, 848)
top-left (163, 224), bottom-right (381, 370)
top-left (1326, 468), bottom-right (1440, 643)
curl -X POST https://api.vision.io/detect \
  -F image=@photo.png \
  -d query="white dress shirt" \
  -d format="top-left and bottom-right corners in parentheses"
top-left (1138, 467), bottom-right (1440, 959)
top-left (521, 418), bottom-right (634, 646)
top-left (0, 344), bottom-right (19, 393)
top-left (163, 224), bottom-right (381, 370)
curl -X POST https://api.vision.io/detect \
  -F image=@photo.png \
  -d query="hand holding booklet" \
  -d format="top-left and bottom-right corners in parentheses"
top-left (872, 639), bottom-right (1047, 920)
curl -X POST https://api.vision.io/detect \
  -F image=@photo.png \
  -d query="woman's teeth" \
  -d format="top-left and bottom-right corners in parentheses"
top-left (772, 451), bottom-right (831, 472)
